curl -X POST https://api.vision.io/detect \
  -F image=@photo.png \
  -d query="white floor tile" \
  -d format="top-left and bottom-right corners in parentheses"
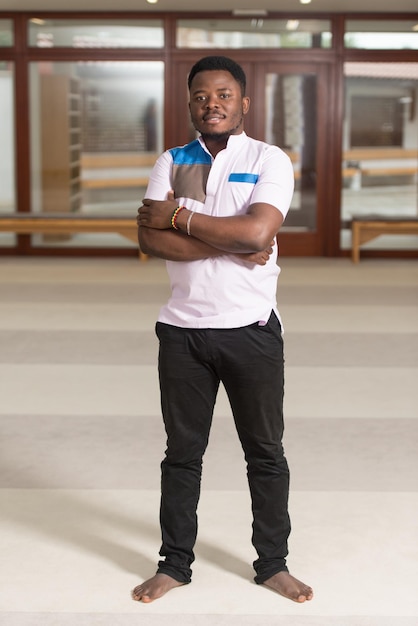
top-left (0, 490), bottom-right (417, 617)
top-left (0, 364), bottom-right (160, 417)
top-left (1, 364), bottom-right (417, 420)
top-left (285, 366), bottom-right (418, 419)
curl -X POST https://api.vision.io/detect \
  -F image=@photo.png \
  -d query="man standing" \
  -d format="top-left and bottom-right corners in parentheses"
top-left (132, 56), bottom-right (313, 604)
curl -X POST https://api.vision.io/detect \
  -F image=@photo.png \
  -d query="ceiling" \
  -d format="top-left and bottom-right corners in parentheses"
top-left (1, 0), bottom-right (418, 14)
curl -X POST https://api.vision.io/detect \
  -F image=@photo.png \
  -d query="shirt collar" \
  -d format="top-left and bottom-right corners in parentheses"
top-left (198, 131), bottom-right (247, 156)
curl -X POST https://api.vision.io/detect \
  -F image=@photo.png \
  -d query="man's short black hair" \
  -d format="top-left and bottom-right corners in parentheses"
top-left (188, 56), bottom-right (247, 96)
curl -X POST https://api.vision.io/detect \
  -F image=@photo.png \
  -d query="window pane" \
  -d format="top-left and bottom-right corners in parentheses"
top-left (345, 20), bottom-right (418, 50)
top-left (29, 61), bottom-right (164, 248)
top-left (0, 19), bottom-right (13, 47)
top-left (28, 18), bottom-right (164, 48)
top-left (265, 73), bottom-right (317, 231)
top-left (341, 62), bottom-right (418, 253)
top-left (177, 19), bottom-right (331, 49)
top-left (0, 61), bottom-right (15, 247)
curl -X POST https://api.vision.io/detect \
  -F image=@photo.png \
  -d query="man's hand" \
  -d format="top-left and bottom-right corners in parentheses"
top-left (236, 240), bottom-right (276, 265)
top-left (137, 191), bottom-right (178, 230)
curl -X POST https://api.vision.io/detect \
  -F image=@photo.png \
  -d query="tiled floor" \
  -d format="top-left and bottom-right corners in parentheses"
top-left (0, 256), bottom-right (417, 625)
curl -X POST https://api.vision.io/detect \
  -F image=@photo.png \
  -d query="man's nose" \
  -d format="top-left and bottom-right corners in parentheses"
top-left (205, 96), bottom-right (218, 108)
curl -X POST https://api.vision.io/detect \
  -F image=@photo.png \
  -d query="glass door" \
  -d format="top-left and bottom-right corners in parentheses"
top-left (252, 61), bottom-right (332, 256)
top-left (341, 62), bottom-right (418, 254)
top-left (29, 60), bottom-right (164, 249)
top-left (0, 61), bottom-right (15, 248)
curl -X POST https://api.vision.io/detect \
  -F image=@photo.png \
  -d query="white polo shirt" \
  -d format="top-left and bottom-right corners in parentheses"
top-left (145, 131), bottom-right (294, 329)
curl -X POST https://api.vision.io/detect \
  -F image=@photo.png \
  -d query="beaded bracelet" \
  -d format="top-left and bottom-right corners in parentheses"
top-left (186, 211), bottom-right (194, 236)
top-left (171, 205), bottom-right (185, 230)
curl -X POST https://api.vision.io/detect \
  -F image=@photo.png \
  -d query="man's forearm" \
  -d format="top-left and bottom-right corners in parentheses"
top-left (138, 226), bottom-right (225, 261)
top-left (174, 203), bottom-right (284, 253)
top-left (139, 199), bottom-right (284, 254)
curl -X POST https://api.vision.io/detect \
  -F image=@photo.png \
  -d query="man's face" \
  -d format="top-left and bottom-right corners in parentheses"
top-left (188, 69), bottom-right (250, 139)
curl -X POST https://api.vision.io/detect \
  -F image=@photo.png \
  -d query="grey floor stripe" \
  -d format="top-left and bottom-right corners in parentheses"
top-left (0, 283), bottom-right (170, 304)
top-left (2, 283), bottom-right (417, 306)
top-left (1, 330), bottom-right (417, 367)
top-left (278, 285), bottom-right (418, 306)
top-left (0, 330), bottom-right (158, 365)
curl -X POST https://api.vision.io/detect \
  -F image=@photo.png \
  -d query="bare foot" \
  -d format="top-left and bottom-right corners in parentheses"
top-left (262, 571), bottom-right (313, 603)
top-left (131, 573), bottom-right (185, 603)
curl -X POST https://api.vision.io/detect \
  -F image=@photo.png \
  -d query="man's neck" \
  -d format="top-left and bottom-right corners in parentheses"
top-left (202, 130), bottom-right (243, 157)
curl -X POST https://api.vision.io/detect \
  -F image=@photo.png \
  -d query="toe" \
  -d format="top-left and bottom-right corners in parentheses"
top-left (141, 594), bottom-right (153, 603)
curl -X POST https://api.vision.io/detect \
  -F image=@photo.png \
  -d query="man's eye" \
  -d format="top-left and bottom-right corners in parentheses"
top-left (220, 93), bottom-right (230, 99)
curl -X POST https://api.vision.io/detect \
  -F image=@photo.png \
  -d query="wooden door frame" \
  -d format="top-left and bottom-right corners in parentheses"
top-left (170, 54), bottom-right (338, 256)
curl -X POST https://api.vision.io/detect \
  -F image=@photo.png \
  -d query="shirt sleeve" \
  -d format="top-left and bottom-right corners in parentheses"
top-left (144, 150), bottom-right (173, 201)
top-left (251, 146), bottom-right (295, 220)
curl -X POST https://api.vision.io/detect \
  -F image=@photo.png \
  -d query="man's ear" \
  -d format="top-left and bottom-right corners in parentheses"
top-left (243, 96), bottom-right (250, 115)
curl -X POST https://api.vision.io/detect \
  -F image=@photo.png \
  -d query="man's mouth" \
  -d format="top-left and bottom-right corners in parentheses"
top-left (203, 114), bottom-right (225, 123)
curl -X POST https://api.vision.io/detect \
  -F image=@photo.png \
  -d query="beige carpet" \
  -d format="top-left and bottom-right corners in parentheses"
top-left (0, 256), bottom-right (417, 625)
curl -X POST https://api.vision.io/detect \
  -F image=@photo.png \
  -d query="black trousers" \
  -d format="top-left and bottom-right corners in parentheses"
top-left (155, 311), bottom-right (290, 585)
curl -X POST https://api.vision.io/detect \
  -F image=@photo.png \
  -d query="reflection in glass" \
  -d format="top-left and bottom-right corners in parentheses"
top-left (29, 61), bottom-right (164, 248)
top-left (345, 21), bottom-right (418, 50)
top-left (265, 73), bottom-right (317, 231)
top-left (0, 62), bottom-right (15, 247)
top-left (0, 19), bottom-right (13, 47)
top-left (28, 19), bottom-right (164, 48)
top-left (341, 62), bottom-right (418, 251)
top-left (177, 19), bottom-right (331, 49)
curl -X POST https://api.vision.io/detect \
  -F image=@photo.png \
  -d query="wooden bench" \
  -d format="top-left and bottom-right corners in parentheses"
top-left (343, 148), bottom-right (418, 188)
top-left (82, 176), bottom-right (150, 190)
top-left (361, 166), bottom-right (417, 178)
top-left (0, 213), bottom-right (148, 260)
top-left (351, 214), bottom-right (418, 263)
top-left (80, 152), bottom-right (156, 191)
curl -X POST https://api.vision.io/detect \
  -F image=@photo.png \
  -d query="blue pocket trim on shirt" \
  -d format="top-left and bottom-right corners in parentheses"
top-left (228, 173), bottom-right (259, 184)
